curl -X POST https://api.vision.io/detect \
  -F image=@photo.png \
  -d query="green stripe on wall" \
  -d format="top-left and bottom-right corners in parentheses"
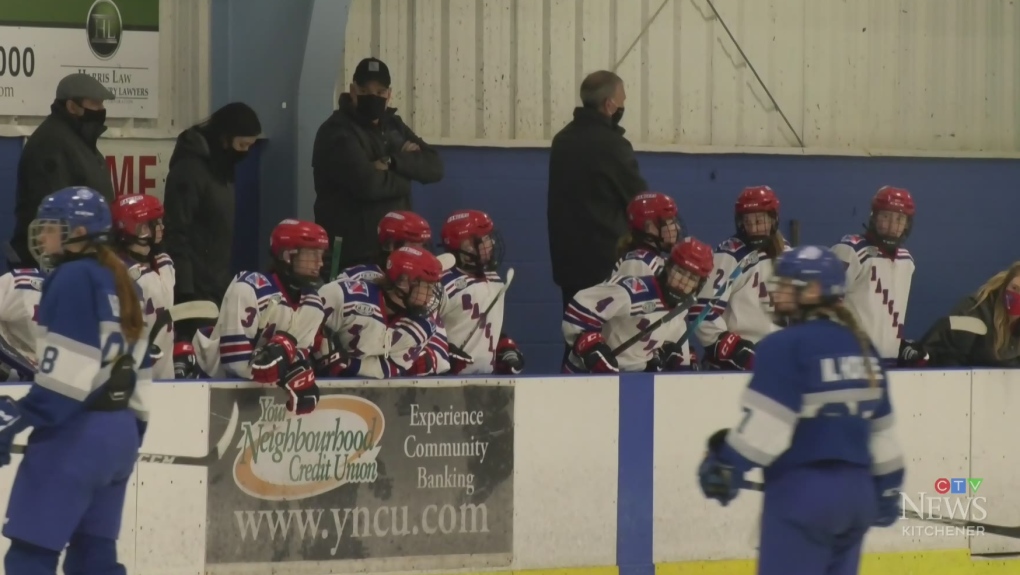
top-left (0, 0), bottom-right (158, 29)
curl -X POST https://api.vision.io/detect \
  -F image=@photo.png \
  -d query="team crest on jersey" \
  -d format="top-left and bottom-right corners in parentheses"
top-left (352, 303), bottom-right (375, 316)
top-left (642, 301), bottom-right (658, 313)
top-left (622, 277), bottom-right (649, 295)
top-left (344, 281), bottom-right (369, 296)
top-left (452, 276), bottom-right (470, 291)
top-left (243, 273), bottom-right (270, 289)
top-left (30, 279), bottom-right (42, 290)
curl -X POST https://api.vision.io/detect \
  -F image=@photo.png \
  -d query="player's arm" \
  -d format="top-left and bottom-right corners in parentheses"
top-left (562, 282), bottom-right (631, 345)
top-left (717, 336), bottom-right (802, 473)
top-left (128, 316), bottom-right (156, 433)
top-left (830, 240), bottom-right (864, 288)
top-left (388, 314), bottom-right (441, 375)
top-left (14, 267), bottom-right (106, 429)
top-left (286, 288), bottom-right (326, 349)
top-left (868, 380), bottom-right (905, 484)
top-left (692, 251), bottom-right (739, 347)
top-left (217, 281), bottom-right (261, 379)
top-left (0, 273), bottom-right (16, 323)
top-left (427, 319), bottom-right (453, 374)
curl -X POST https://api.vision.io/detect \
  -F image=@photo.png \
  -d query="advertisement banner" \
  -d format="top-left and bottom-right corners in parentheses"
top-left (98, 138), bottom-right (174, 199)
top-left (0, 0), bottom-right (159, 118)
top-left (205, 384), bottom-right (515, 569)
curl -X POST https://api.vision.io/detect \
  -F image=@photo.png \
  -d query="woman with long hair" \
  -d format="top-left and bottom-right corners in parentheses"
top-left (916, 261), bottom-right (1020, 367)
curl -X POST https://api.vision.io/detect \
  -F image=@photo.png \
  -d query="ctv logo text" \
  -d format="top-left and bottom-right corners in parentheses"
top-left (900, 477), bottom-right (988, 536)
top-left (934, 477), bottom-right (983, 494)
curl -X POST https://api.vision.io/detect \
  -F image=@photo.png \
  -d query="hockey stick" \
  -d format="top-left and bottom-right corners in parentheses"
top-left (611, 300), bottom-right (695, 356)
top-left (9, 401), bottom-right (241, 467)
top-left (0, 333), bottom-right (36, 379)
top-left (455, 268), bottom-right (515, 349)
top-left (328, 237), bottom-right (343, 282)
top-left (148, 300), bottom-right (221, 349)
top-left (737, 479), bottom-right (1020, 538)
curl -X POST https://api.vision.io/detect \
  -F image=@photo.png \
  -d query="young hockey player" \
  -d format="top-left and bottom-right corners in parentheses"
top-left (698, 245), bottom-right (904, 575)
top-left (189, 219), bottom-right (326, 413)
top-left (0, 264), bottom-right (43, 380)
top-left (0, 187), bottom-right (153, 575)
top-left (562, 237), bottom-right (714, 373)
top-left (111, 193), bottom-right (176, 379)
top-left (611, 192), bottom-right (683, 279)
top-left (335, 210), bottom-right (432, 282)
top-left (831, 186), bottom-right (919, 366)
top-left (437, 209), bottom-right (524, 374)
top-left (316, 246), bottom-right (452, 378)
top-left (693, 185), bottom-right (790, 371)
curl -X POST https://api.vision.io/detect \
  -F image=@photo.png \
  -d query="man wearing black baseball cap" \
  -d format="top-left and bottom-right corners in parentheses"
top-left (312, 57), bottom-right (444, 272)
top-left (8, 73), bottom-right (116, 269)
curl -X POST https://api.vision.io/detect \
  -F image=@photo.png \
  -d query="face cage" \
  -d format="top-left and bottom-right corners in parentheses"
top-left (735, 212), bottom-right (776, 249)
top-left (392, 279), bottom-right (443, 317)
top-left (634, 216), bottom-right (686, 252)
top-left (29, 219), bottom-right (71, 272)
top-left (659, 263), bottom-right (705, 309)
top-left (452, 231), bottom-right (505, 276)
top-left (275, 248), bottom-right (325, 287)
top-left (866, 213), bottom-right (912, 253)
top-left (767, 277), bottom-right (840, 325)
top-left (116, 219), bottom-right (162, 249)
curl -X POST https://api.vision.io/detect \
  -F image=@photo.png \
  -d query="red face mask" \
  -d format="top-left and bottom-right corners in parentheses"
top-left (1005, 291), bottom-right (1020, 317)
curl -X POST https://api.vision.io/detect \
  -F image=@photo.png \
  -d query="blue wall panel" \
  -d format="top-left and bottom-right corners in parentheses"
top-left (409, 147), bottom-right (1020, 373)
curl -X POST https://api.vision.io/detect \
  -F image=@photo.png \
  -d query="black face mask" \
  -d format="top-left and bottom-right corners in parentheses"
top-left (356, 94), bottom-right (388, 122)
top-left (225, 148), bottom-right (249, 164)
top-left (79, 107), bottom-right (107, 144)
top-left (611, 107), bottom-right (625, 126)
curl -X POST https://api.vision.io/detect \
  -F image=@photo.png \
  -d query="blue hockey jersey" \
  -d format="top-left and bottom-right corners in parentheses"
top-left (718, 317), bottom-right (904, 484)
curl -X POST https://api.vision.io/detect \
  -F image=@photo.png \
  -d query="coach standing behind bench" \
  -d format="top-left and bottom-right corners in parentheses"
top-left (312, 57), bottom-right (444, 273)
top-left (547, 71), bottom-right (648, 309)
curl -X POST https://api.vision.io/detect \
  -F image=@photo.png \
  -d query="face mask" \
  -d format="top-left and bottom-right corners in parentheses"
top-left (611, 107), bottom-right (625, 125)
top-left (356, 94), bottom-right (388, 122)
top-left (1005, 291), bottom-right (1020, 318)
top-left (226, 148), bottom-right (249, 164)
top-left (78, 107), bottom-right (107, 143)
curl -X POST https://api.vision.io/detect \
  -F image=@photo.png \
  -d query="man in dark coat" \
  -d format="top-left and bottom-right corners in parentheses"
top-left (312, 57), bottom-right (444, 272)
top-left (547, 70), bottom-right (648, 309)
top-left (9, 73), bottom-right (115, 268)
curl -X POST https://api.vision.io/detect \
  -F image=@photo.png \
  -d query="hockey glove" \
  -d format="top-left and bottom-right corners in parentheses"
top-left (173, 342), bottom-right (201, 379)
top-left (494, 335), bottom-right (525, 375)
top-left (697, 428), bottom-right (739, 506)
top-left (250, 332), bottom-right (303, 384)
top-left (311, 327), bottom-right (351, 377)
top-left (447, 343), bottom-right (474, 374)
top-left (572, 332), bottom-right (619, 373)
top-left (278, 350), bottom-right (320, 415)
top-left (0, 396), bottom-right (26, 468)
top-left (408, 347), bottom-right (439, 376)
top-left (705, 332), bottom-right (755, 371)
top-left (657, 341), bottom-right (698, 372)
top-left (873, 470), bottom-right (905, 527)
top-left (897, 339), bottom-right (928, 368)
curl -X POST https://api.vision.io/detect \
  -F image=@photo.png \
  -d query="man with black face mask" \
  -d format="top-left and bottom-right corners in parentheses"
top-left (9, 73), bottom-right (116, 269)
top-left (546, 70), bottom-right (648, 361)
top-left (312, 57), bottom-right (444, 274)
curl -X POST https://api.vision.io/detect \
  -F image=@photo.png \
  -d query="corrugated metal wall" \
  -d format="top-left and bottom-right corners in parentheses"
top-left (0, 0), bottom-right (210, 136)
top-left (340, 0), bottom-right (1020, 153)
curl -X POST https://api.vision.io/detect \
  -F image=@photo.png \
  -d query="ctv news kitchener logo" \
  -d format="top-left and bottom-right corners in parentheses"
top-left (899, 478), bottom-right (987, 537)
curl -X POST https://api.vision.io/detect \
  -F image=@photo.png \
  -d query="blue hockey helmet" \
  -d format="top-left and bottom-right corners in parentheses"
top-left (29, 187), bottom-right (112, 271)
top-left (773, 245), bottom-right (846, 298)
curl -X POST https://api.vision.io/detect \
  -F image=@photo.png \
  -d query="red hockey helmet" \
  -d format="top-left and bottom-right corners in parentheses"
top-left (111, 193), bottom-right (164, 246)
top-left (627, 192), bottom-right (678, 231)
top-left (871, 186), bottom-right (915, 216)
top-left (735, 186), bottom-right (780, 215)
top-left (270, 219), bottom-right (329, 258)
top-left (441, 209), bottom-right (505, 274)
top-left (378, 211), bottom-right (432, 245)
top-left (386, 246), bottom-right (442, 284)
top-left (670, 237), bottom-right (714, 279)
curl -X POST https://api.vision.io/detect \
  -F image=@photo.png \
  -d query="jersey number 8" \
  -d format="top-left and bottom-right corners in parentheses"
top-left (38, 333), bottom-right (130, 375)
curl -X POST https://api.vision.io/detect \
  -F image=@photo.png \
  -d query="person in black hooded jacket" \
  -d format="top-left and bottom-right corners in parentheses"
top-left (312, 57), bottom-right (444, 273)
top-left (916, 261), bottom-right (1020, 367)
top-left (162, 102), bottom-right (262, 308)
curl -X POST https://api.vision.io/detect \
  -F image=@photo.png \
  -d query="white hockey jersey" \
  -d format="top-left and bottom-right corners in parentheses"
top-left (318, 278), bottom-right (451, 378)
top-left (563, 275), bottom-right (692, 372)
top-left (126, 253), bottom-right (175, 379)
top-left (0, 268), bottom-right (44, 365)
top-left (335, 263), bottom-right (384, 283)
top-left (437, 269), bottom-right (505, 374)
top-left (193, 272), bottom-right (325, 379)
top-left (692, 238), bottom-right (789, 347)
top-left (610, 248), bottom-right (665, 280)
top-left (831, 234), bottom-right (915, 359)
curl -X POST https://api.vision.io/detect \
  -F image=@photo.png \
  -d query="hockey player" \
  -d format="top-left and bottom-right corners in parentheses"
top-left (831, 186), bottom-right (919, 366)
top-left (562, 237), bottom-right (714, 373)
top-left (693, 186), bottom-right (790, 371)
top-left (316, 246), bottom-right (452, 378)
top-left (697, 245), bottom-right (904, 575)
top-left (437, 209), bottom-right (524, 374)
top-left (335, 210), bottom-right (432, 282)
top-left (111, 193), bottom-right (176, 379)
top-left (0, 187), bottom-right (152, 574)
top-left (0, 264), bottom-right (44, 380)
top-left (190, 219), bottom-right (326, 413)
top-left (611, 192), bottom-right (683, 278)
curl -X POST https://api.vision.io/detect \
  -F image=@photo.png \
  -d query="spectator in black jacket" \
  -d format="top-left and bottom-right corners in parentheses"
top-left (312, 57), bottom-right (444, 272)
top-left (917, 261), bottom-right (1020, 367)
top-left (162, 102), bottom-right (261, 308)
top-left (9, 73), bottom-right (115, 269)
top-left (547, 70), bottom-right (648, 310)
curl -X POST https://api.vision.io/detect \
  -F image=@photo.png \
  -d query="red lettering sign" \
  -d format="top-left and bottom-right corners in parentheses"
top-left (106, 155), bottom-right (157, 196)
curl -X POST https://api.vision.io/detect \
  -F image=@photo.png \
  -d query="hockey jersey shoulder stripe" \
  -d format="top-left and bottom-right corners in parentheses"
top-left (716, 237), bottom-right (756, 260)
top-left (11, 268), bottom-right (44, 279)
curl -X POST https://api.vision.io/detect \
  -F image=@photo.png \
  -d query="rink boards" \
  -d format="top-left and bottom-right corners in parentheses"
top-left (0, 370), bottom-right (1017, 574)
